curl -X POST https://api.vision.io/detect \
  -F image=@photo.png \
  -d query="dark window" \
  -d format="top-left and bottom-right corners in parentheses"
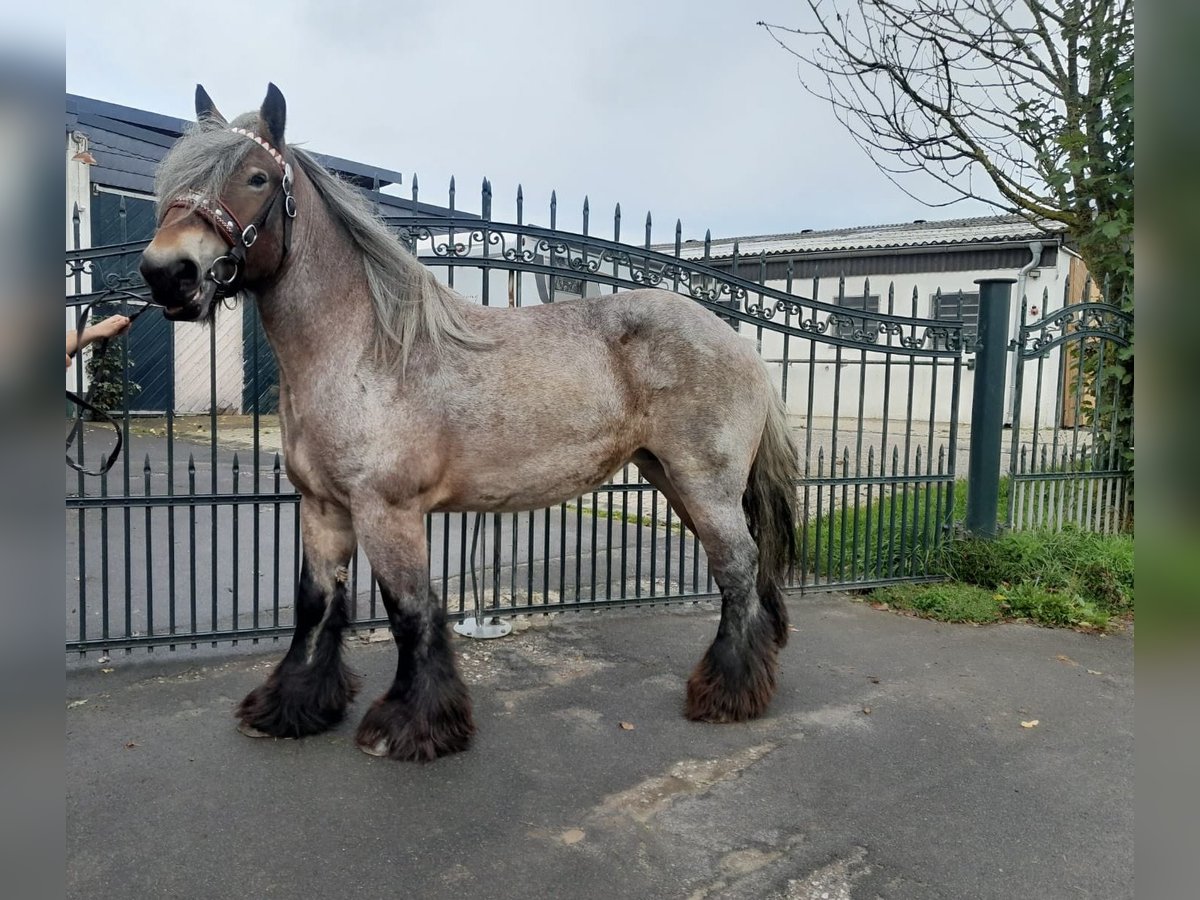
top-left (933, 290), bottom-right (979, 348)
top-left (832, 293), bottom-right (880, 339)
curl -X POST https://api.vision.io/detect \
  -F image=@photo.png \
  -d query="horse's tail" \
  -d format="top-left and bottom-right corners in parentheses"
top-left (743, 389), bottom-right (800, 647)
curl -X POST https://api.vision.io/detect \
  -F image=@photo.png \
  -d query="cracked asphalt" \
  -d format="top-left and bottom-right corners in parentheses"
top-left (66, 592), bottom-right (1133, 899)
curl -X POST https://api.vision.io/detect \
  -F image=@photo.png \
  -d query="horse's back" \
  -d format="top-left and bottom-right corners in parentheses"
top-left (515, 288), bottom-right (774, 466)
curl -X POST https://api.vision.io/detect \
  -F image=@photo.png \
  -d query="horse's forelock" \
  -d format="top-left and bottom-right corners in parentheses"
top-left (154, 115), bottom-right (257, 216)
top-left (155, 112), bottom-right (490, 372)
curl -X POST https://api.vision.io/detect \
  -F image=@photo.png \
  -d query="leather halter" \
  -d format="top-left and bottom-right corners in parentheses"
top-left (160, 127), bottom-right (297, 299)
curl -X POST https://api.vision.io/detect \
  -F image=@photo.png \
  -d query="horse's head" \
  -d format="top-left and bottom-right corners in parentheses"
top-left (140, 83), bottom-right (296, 321)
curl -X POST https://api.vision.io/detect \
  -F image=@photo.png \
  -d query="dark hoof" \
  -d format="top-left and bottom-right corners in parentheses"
top-left (236, 659), bottom-right (360, 739)
top-left (354, 690), bottom-right (475, 762)
top-left (685, 637), bottom-right (778, 723)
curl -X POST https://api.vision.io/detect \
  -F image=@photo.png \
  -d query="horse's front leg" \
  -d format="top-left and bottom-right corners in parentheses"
top-left (353, 506), bottom-right (474, 762)
top-left (237, 498), bottom-right (359, 738)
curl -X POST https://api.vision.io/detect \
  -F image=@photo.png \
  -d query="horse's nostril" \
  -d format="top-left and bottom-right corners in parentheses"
top-left (141, 255), bottom-right (200, 293)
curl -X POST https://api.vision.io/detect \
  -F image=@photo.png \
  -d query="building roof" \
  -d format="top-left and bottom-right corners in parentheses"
top-left (66, 94), bottom-right (467, 220)
top-left (668, 215), bottom-right (1065, 260)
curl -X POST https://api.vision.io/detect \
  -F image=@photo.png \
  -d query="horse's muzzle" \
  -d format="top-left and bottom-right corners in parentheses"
top-left (139, 252), bottom-right (207, 320)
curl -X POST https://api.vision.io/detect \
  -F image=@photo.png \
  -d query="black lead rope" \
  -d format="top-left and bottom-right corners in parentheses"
top-left (65, 291), bottom-right (155, 477)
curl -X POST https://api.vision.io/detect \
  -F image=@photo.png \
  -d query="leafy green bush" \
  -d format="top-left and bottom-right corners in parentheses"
top-left (936, 529), bottom-right (1134, 612)
top-left (997, 582), bottom-right (1110, 629)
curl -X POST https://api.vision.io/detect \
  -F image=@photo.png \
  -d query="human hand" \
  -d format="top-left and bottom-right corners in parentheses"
top-left (91, 315), bottom-right (132, 340)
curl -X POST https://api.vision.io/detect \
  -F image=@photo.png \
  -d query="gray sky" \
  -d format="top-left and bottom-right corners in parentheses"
top-left (65, 0), bottom-right (994, 241)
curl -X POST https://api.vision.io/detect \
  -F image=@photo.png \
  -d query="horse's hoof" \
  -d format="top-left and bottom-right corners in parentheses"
top-left (359, 739), bottom-right (390, 758)
top-left (235, 657), bottom-right (360, 739)
top-left (685, 631), bottom-right (778, 723)
top-left (354, 691), bottom-right (475, 762)
top-left (237, 722), bottom-right (276, 739)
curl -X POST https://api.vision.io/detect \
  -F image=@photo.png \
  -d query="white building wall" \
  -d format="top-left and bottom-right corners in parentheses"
top-left (172, 304), bottom-right (245, 413)
top-left (749, 259), bottom-right (1070, 430)
top-left (66, 131), bottom-right (92, 391)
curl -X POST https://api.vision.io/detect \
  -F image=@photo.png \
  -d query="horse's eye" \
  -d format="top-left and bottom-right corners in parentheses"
top-left (249, 172), bottom-right (269, 187)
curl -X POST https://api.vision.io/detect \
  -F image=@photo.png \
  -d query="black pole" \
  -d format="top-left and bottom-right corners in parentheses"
top-left (965, 278), bottom-right (1015, 538)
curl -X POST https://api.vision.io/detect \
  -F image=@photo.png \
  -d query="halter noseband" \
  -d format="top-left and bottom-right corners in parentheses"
top-left (161, 127), bottom-right (297, 300)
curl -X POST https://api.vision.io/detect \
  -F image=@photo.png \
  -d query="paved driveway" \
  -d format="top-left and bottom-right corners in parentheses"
top-left (66, 593), bottom-right (1133, 899)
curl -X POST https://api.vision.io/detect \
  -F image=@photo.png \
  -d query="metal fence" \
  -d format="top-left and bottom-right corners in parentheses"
top-left (1007, 286), bottom-right (1133, 534)
top-left (67, 177), bottom-right (983, 654)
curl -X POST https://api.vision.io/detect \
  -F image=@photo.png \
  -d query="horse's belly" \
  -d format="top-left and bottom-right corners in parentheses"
top-left (432, 445), bottom-right (631, 514)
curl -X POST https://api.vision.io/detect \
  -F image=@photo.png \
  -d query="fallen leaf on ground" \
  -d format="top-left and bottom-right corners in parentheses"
top-left (67, 699), bottom-right (87, 709)
top-left (618, 721), bottom-right (635, 731)
top-left (869, 602), bottom-right (890, 611)
top-left (1087, 669), bottom-right (1103, 676)
top-left (1055, 654), bottom-right (1078, 666)
top-left (560, 828), bottom-right (585, 845)
top-left (1021, 720), bottom-right (1040, 729)
top-left (124, 741), bottom-right (139, 749)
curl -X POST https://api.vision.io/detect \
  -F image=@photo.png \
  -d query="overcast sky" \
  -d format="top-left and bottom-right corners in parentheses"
top-left (65, 0), bottom-right (994, 241)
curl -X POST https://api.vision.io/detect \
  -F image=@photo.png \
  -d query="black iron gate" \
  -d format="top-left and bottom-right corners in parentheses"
top-left (1007, 283), bottom-right (1133, 533)
top-left (66, 179), bottom-right (965, 654)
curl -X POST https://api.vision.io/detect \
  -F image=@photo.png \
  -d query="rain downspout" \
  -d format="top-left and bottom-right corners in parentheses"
top-left (1005, 240), bottom-right (1043, 425)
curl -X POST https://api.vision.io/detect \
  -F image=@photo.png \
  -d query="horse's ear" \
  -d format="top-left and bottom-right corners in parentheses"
top-left (259, 83), bottom-right (287, 147)
top-left (194, 84), bottom-right (226, 125)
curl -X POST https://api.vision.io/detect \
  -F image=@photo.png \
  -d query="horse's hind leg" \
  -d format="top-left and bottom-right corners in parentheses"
top-left (649, 464), bottom-right (779, 723)
top-left (352, 506), bottom-right (474, 762)
top-left (237, 499), bottom-right (359, 738)
top-left (632, 450), bottom-right (698, 535)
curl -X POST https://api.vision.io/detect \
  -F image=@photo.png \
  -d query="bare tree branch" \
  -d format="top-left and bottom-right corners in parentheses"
top-left (758, 0), bottom-right (1133, 256)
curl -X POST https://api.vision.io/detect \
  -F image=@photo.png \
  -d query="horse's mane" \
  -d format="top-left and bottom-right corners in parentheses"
top-left (155, 113), bottom-right (488, 372)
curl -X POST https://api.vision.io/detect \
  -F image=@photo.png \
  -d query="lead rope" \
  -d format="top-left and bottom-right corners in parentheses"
top-left (65, 292), bottom-right (155, 477)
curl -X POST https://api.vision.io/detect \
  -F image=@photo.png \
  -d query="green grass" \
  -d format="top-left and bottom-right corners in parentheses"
top-left (872, 583), bottom-right (1002, 624)
top-left (868, 528), bottom-right (1132, 630)
top-left (938, 529), bottom-right (1134, 609)
top-left (800, 477), bottom-right (1010, 580)
top-left (799, 474), bottom-right (1133, 630)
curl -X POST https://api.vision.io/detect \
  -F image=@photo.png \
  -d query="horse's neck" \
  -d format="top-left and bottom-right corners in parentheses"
top-left (255, 194), bottom-right (374, 379)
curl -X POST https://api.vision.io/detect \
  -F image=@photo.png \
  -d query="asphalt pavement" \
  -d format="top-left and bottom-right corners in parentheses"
top-left (66, 592), bottom-right (1133, 899)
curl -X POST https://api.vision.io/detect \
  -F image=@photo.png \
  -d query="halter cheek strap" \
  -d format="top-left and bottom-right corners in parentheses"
top-left (160, 127), bottom-right (297, 298)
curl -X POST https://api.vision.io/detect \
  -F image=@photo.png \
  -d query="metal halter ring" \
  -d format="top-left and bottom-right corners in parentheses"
top-left (242, 224), bottom-right (258, 247)
top-left (209, 255), bottom-right (240, 286)
top-left (282, 164), bottom-right (297, 218)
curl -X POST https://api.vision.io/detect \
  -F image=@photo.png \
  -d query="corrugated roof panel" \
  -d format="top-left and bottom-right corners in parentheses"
top-left (660, 215), bottom-right (1064, 259)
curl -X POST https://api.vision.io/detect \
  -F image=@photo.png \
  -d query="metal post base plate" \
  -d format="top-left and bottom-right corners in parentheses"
top-left (452, 617), bottom-right (512, 639)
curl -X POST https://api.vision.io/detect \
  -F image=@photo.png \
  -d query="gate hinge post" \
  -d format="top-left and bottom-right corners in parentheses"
top-left (965, 278), bottom-right (1016, 539)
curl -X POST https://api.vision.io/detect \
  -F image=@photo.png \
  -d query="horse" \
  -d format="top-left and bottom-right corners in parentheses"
top-left (138, 84), bottom-right (800, 762)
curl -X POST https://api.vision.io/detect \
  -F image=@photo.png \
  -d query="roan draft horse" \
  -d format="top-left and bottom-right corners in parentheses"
top-left (139, 84), bottom-right (800, 762)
